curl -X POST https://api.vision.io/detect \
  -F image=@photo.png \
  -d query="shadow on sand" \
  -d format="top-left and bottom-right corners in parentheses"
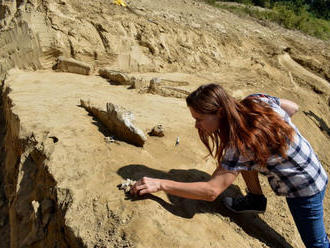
top-left (303, 110), bottom-right (330, 137)
top-left (117, 164), bottom-right (294, 248)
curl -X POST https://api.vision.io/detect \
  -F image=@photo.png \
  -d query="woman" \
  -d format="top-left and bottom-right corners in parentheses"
top-left (130, 83), bottom-right (329, 248)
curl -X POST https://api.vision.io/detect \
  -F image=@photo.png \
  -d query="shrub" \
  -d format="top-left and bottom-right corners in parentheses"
top-left (206, 0), bottom-right (330, 40)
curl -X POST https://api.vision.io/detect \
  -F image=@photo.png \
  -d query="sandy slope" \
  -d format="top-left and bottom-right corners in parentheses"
top-left (2, 67), bottom-right (328, 247)
top-left (0, 0), bottom-right (329, 247)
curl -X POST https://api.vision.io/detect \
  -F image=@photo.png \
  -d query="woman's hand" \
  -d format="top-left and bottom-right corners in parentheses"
top-left (130, 177), bottom-right (162, 196)
top-left (129, 168), bottom-right (238, 201)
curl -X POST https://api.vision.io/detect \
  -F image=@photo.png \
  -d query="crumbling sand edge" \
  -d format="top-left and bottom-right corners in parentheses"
top-left (0, 81), bottom-right (86, 248)
top-left (0, 77), bottom-right (10, 248)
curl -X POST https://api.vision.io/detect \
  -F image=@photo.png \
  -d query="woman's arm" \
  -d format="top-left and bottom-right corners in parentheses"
top-left (130, 166), bottom-right (238, 202)
top-left (279, 99), bottom-right (299, 117)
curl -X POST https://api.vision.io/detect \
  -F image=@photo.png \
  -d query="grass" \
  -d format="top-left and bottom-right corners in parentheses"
top-left (205, 0), bottom-right (330, 40)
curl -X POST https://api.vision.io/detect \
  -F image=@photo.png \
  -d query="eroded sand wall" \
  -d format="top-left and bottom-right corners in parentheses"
top-left (0, 80), bottom-right (10, 248)
top-left (0, 83), bottom-right (85, 248)
top-left (0, 20), bottom-right (42, 82)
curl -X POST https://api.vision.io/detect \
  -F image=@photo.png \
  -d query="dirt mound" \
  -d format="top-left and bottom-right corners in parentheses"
top-left (0, 0), bottom-right (329, 247)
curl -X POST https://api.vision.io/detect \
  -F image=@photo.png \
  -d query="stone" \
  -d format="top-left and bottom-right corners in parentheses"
top-left (98, 68), bottom-right (130, 85)
top-left (31, 200), bottom-right (40, 218)
top-left (105, 102), bottom-right (146, 147)
top-left (130, 77), bottom-right (150, 89)
top-left (104, 136), bottom-right (120, 144)
top-left (175, 136), bottom-right (180, 146)
top-left (80, 99), bottom-right (147, 147)
top-left (148, 124), bottom-right (164, 137)
top-left (54, 56), bottom-right (91, 75)
top-left (149, 77), bottom-right (162, 91)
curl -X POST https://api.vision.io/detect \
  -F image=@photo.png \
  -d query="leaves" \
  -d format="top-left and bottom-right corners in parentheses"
top-left (208, 0), bottom-right (330, 40)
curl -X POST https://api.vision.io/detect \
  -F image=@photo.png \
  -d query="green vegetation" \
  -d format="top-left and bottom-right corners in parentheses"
top-left (205, 0), bottom-right (330, 40)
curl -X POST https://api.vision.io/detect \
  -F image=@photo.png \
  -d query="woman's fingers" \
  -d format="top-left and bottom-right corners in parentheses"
top-left (130, 183), bottom-right (139, 195)
top-left (130, 181), bottom-right (146, 195)
top-left (138, 189), bottom-right (149, 195)
top-left (135, 184), bottom-right (147, 191)
top-left (129, 177), bottom-right (160, 196)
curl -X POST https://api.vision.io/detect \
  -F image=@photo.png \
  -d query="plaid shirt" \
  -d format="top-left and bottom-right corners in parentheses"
top-left (221, 94), bottom-right (328, 198)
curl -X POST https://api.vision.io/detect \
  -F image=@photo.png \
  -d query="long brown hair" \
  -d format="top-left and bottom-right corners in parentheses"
top-left (186, 83), bottom-right (295, 167)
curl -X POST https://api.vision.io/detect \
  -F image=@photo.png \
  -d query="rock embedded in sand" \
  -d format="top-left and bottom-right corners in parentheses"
top-left (80, 99), bottom-right (147, 147)
top-left (98, 68), bottom-right (131, 85)
top-left (149, 77), bottom-right (162, 91)
top-left (106, 102), bottom-right (147, 146)
top-left (175, 136), bottom-right (180, 146)
top-left (54, 56), bottom-right (92, 75)
top-left (130, 77), bottom-right (150, 89)
top-left (104, 136), bottom-right (120, 144)
top-left (148, 124), bottom-right (165, 137)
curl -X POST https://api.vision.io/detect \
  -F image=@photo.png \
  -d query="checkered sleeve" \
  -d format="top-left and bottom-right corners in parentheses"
top-left (221, 148), bottom-right (259, 171)
top-left (247, 93), bottom-right (291, 123)
top-left (247, 93), bottom-right (280, 107)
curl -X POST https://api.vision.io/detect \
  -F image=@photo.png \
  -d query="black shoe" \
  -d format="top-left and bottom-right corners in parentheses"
top-left (223, 193), bottom-right (267, 214)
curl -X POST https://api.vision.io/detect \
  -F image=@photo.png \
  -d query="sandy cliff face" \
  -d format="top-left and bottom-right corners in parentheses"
top-left (0, 0), bottom-right (329, 248)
